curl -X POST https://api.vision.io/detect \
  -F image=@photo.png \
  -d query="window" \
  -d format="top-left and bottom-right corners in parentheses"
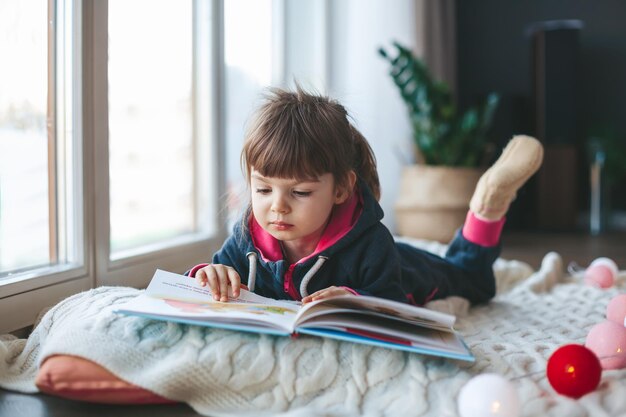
top-left (222, 0), bottom-right (329, 223)
top-left (109, 1), bottom-right (196, 255)
top-left (0, 0), bottom-right (87, 333)
top-left (0, 0), bottom-right (225, 333)
top-left (97, 0), bottom-right (224, 288)
top-left (0, 0), bottom-right (52, 275)
top-left (223, 0), bottom-right (276, 224)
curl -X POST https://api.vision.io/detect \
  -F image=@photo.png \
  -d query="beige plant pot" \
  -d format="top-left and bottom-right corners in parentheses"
top-left (395, 165), bottom-right (484, 243)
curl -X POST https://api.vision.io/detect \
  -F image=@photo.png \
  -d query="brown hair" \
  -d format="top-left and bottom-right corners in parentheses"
top-left (241, 85), bottom-right (380, 200)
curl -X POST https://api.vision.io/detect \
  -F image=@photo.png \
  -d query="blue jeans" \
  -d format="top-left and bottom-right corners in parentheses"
top-left (397, 229), bottom-right (500, 305)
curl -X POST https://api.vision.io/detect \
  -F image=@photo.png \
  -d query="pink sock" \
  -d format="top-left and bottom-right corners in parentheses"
top-left (462, 211), bottom-right (505, 247)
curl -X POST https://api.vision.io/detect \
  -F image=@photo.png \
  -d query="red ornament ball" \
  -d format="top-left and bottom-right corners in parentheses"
top-left (547, 344), bottom-right (602, 398)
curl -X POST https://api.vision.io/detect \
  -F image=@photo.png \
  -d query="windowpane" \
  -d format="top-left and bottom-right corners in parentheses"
top-left (108, 0), bottom-right (195, 255)
top-left (0, 1), bottom-right (50, 274)
top-left (224, 0), bottom-right (274, 224)
top-left (0, 0), bottom-right (221, 332)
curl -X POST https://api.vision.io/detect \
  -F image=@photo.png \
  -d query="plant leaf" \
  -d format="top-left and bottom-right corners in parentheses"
top-left (379, 42), bottom-right (500, 167)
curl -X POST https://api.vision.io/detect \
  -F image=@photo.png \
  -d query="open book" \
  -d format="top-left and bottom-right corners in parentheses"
top-left (115, 269), bottom-right (474, 362)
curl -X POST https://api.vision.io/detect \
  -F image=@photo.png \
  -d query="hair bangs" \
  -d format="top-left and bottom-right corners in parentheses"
top-left (245, 121), bottom-right (334, 182)
top-left (241, 86), bottom-right (378, 198)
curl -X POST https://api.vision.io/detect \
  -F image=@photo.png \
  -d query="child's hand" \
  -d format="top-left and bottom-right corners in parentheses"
top-left (195, 264), bottom-right (241, 302)
top-left (301, 286), bottom-right (354, 304)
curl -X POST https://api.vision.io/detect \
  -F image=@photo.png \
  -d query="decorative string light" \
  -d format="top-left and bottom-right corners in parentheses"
top-left (546, 344), bottom-right (602, 398)
top-left (458, 373), bottom-right (520, 417)
top-left (606, 293), bottom-right (626, 325)
top-left (456, 259), bottom-right (624, 417)
top-left (585, 322), bottom-right (626, 369)
top-left (568, 257), bottom-right (619, 288)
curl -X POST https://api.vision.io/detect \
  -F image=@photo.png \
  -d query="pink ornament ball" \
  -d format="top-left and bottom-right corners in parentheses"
top-left (585, 320), bottom-right (626, 370)
top-left (546, 344), bottom-right (602, 398)
top-left (584, 258), bottom-right (618, 288)
top-left (606, 294), bottom-right (626, 325)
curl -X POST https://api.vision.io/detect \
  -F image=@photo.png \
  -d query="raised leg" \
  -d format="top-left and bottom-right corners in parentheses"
top-left (469, 135), bottom-right (544, 221)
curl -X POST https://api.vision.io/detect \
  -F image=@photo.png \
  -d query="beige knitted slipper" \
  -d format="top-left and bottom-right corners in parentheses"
top-left (470, 135), bottom-right (544, 220)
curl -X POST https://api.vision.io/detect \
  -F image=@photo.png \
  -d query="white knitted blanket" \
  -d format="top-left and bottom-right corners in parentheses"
top-left (2, 242), bottom-right (626, 417)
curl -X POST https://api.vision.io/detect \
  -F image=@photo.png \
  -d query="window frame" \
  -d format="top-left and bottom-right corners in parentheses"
top-left (0, 0), bottom-right (227, 334)
top-left (0, 0), bottom-right (91, 334)
top-left (90, 0), bottom-right (227, 289)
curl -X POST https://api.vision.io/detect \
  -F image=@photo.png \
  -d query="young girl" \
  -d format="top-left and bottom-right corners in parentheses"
top-left (187, 86), bottom-right (543, 307)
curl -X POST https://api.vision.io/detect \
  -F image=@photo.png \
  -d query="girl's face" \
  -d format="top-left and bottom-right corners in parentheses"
top-left (250, 169), bottom-right (350, 246)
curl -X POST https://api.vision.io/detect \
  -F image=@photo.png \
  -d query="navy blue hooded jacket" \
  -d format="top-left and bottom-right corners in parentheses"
top-left (193, 180), bottom-right (498, 305)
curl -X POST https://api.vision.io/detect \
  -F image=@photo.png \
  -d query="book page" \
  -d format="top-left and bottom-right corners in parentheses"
top-left (297, 312), bottom-right (466, 354)
top-left (294, 294), bottom-right (456, 331)
top-left (115, 269), bottom-right (301, 334)
top-left (293, 296), bottom-right (471, 361)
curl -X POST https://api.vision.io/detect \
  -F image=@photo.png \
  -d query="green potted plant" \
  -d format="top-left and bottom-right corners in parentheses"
top-left (378, 41), bottom-right (500, 242)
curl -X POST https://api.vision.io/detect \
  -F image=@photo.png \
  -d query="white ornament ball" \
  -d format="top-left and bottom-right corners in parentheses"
top-left (458, 373), bottom-right (520, 417)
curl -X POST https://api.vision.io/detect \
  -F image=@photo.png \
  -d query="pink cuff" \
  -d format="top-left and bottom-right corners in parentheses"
top-left (340, 286), bottom-right (360, 296)
top-left (406, 287), bottom-right (438, 306)
top-left (187, 263), bottom-right (210, 278)
top-left (462, 211), bottom-right (505, 247)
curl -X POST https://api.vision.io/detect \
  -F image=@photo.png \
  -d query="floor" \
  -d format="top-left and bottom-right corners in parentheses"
top-left (0, 390), bottom-right (204, 417)
top-left (1, 231), bottom-right (625, 417)
top-left (500, 230), bottom-right (626, 270)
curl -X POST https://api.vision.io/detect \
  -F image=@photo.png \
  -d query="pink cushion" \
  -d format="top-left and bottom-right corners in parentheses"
top-left (36, 355), bottom-right (177, 404)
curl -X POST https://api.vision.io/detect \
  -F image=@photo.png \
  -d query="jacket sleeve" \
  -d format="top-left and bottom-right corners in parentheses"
top-left (348, 228), bottom-right (407, 303)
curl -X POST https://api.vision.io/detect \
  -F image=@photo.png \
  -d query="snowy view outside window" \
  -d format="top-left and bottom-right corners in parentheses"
top-left (0, 0), bottom-right (275, 275)
top-left (108, 0), bottom-right (195, 254)
top-left (110, 0), bottom-right (277, 254)
top-left (224, 0), bottom-right (274, 225)
top-left (0, 1), bottom-right (50, 274)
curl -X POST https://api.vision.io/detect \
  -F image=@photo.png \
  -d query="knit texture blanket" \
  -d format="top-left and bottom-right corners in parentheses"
top-left (2, 240), bottom-right (626, 417)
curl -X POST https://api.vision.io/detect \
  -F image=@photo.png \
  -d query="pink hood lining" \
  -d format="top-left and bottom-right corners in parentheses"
top-left (250, 189), bottom-right (363, 265)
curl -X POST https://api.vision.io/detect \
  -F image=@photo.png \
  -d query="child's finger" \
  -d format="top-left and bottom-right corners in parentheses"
top-left (195, 269), bottom-right (207, 287)
top-left (227, 268), bottom-right (241, 298)
top-left (311, 292), bottom-right (327, 301)
top-left (302, 290), bottom-right (324, 304)
top-left (302, 287), bottom-right (352, 304)
top-left (217, 267), bottom-right (231, 302)
top-left (205, 268), bottom-right (221, 300)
